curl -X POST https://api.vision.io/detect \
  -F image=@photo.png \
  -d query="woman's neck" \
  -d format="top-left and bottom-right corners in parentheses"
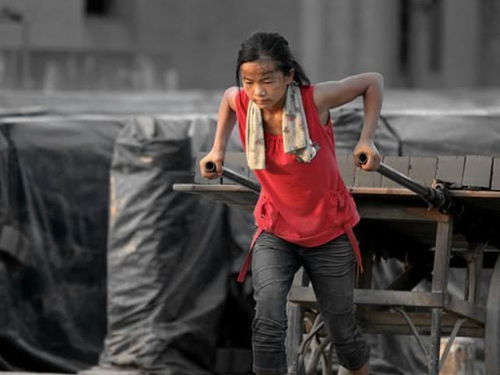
top-left (261, 108), bottom-right (283, 135)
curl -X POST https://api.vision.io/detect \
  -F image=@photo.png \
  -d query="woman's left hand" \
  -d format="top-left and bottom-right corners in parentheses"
top-left (353, 140), bottom-right (381, 171)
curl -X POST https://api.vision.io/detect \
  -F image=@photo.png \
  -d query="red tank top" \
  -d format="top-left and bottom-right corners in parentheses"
top-left (234, 85), bottom-right (362, 281)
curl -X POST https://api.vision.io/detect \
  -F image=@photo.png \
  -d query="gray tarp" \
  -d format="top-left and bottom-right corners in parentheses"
top-left (0, 116), bottom-right (122, 371)
top-left (0, 114), bottom-right (255, 375)
top-left (99, 116), bottom-right (235, 374)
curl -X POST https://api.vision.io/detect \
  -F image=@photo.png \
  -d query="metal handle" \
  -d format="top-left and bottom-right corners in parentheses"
top-left (205, 161), bottom-right (261, 193)
top-left (358, 153), bottom-right (454, 212)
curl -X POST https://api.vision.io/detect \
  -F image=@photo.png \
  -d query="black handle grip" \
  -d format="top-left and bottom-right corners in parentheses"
top-left (205, 161), bottom-right (217, 173)
top-left (358, 153), bottom-right (368, 165)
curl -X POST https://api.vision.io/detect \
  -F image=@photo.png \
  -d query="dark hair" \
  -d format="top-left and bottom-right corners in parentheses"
top-left (236, 31), bottom-right (310, 87)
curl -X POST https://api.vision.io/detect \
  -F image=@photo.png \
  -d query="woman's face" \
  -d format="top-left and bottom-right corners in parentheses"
top-left (240, 59), bottom-right (294, 110)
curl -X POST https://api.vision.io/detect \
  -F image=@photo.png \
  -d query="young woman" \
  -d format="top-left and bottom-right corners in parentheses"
top-left (200, 32), bottom-right (382, 375)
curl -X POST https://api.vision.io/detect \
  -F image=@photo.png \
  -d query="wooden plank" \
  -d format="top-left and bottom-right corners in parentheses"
top-left (349, 186), bottom-right (500, 200)
top-left (436, 156), bottom-right (465, 188)
top-left (490, 157), bottom-right (500, 191)
top-left (337, 154), bottom-right (356, 187)
top-left (381, 156), bottom-right (410, 188)
top-left (173, 184), bottom-right (500, 219)
top-left (357, 203), bottom-right (450, 222)
top-left (431, 220), bottom-right (454, 294)
top-left (355, 311), bottom-right (484, 336)
top-left (349, 187), bottom-right (417, 196)
top-left (354, 167), bottom-right (382, 188)
top-left (409, 156), bottom-right (437, 187)
top-left (289, 288), bottom-right (446, 308)
top-left (462, 155), bottom-right (493, 189)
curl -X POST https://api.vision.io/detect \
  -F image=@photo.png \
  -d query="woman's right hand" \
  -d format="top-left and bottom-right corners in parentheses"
top-left (199, 150), bottom-right (224, 179)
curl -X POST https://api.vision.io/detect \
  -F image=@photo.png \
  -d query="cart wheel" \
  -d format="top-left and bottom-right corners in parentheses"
top-left (485, 254), bottom-right (500, 375)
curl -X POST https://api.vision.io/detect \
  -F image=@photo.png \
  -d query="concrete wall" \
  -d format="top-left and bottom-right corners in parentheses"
top-left (407, 0), bottom-right (481, 88)
top-left (480, 0), bottom-right (500, 86)
top-left (120, 0), bottom-right (300, 89)
top-left (0, 0), bottom-right (300, 90)
top-left (0, 0), bottom-right (84, 49)
top-left (0, 0), bottom-right (499, 91)
top-left (299, 0), bottom-right (401, 86)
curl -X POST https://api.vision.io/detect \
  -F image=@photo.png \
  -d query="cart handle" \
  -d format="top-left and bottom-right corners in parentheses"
top-left (205, 161), bottom-right (261, 193)
top-left (357, 153), bottom-right (455, 212)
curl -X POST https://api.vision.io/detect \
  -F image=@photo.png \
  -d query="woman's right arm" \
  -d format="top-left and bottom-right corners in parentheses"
top-left (199, 86), bottom-right (239, 179)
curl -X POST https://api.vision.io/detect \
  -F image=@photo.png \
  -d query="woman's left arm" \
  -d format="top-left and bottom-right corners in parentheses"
top-left (314, 72), bottom-right (384, 171)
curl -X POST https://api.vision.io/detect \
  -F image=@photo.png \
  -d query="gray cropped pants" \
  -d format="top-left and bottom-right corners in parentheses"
top-left (251, 231), bottom-right (370, 374)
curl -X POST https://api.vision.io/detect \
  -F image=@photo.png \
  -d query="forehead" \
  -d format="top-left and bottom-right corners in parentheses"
top-left (240, 60), bottom-right (281, 79)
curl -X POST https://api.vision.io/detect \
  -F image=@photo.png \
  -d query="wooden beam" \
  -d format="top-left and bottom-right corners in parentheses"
top-left (357, 202), bottom-right (450, 222)
top-left (356, 310), bottom-right (484, 336)
top-left (289, 288), bottom-right (446, 308)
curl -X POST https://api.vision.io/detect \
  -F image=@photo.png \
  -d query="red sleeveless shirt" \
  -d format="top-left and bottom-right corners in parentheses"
top-left (234, 85), bottom-right (362, 280)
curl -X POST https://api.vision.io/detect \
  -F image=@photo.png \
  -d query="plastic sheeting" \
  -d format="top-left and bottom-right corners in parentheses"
top-left (0, 116), bottom-right (123, 371)
top-left (98, 116), bottom-right (241, 375)
top-left (0, 113), bottom-right (255, 375)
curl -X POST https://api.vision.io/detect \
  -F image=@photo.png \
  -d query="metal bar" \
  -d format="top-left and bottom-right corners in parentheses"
top-left (393, 307), bottom-right (430, 360)
top-left (358, 154), bottom-right (454, 212)
top-left (431, 221), bottom-right (453, 294)
top-left (429, 308), bottom-right (442, 375)
top-left (378, 162), bottom-right (435, 199)
top-left (306, 335), bottom-right (331, 375)
top-left (205, 161), bottom-right (260, 193)
top-left (429, 219), bottom-right (453, 375)
top-left (298, 314), bottom-right (325, 354)
top-left (439, 318), bottom-right (467, 370)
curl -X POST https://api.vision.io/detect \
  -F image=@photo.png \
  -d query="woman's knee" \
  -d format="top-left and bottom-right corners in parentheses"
top-left (252, 315), bottom-right (287, 342)
top-left (252, 280), bottom-right (289, 345)
top-left (253, 280), bottom-right (289, 323)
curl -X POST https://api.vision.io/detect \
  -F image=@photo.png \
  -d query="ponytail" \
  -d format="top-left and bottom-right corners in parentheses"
top-left (291, 60), bottom-right (310, 86)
